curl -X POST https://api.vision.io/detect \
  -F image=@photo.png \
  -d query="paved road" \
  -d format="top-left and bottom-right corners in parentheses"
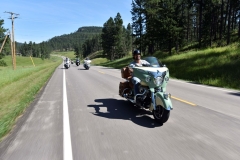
top-left (0, 62), bottom-right (240, 160)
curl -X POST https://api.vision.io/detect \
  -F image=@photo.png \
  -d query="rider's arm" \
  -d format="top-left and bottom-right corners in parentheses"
top-left (141, 60), bottom-right (151, 66)
top-left (129, 64), bottom-right (135, 68)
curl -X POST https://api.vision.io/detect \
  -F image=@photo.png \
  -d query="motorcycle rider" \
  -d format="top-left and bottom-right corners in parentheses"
top-left (129, 50), bottom-right (150, 97)
top-left (64, 57), bottom-right (70, 68)
top-left (65, 57), bottom-right (70, 63)
top-left (84, 57), bottom-right (91, 64)
top-left (76, 57), bottom-right (80, 65)
top-left (84, 57), bottom-right (91, 69)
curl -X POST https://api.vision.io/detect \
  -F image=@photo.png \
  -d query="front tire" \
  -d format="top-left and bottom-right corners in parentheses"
top-left (152, 105), bottom-right (170, 123)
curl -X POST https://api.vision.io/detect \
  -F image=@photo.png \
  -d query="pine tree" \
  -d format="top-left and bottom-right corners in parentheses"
top-left (125, 23), bottom-right (133, 54)
top-left (114, 13), bottom-right (125, 59)
top-left (101, 17), bottom-right (115, 60)
top-left (131, 0), bottom-right (145, 52)
top-left (0, 18), bottom-right (8, 59)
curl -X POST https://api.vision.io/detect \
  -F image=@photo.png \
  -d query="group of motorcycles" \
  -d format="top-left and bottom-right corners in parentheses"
top-left (64, 57), bottom-right (91, 70)
top-left (64, 56), bottom-right (173, 124)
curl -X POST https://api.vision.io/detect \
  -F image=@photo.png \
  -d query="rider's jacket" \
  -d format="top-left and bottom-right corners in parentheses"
top-left (129, 60), bottom-right (149, 67)
top-left (129, 60), bottom-right (150, 77)
top-left (84, 60), bottom-right (91, 64)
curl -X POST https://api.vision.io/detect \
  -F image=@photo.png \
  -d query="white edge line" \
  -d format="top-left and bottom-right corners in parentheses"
top-left (63, 68), bottom-right (73, 160)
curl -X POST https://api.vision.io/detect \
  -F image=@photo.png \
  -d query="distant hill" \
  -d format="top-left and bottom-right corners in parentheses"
top-left (76, 26), bottom-right (102, 33)
top-left (46, 26), bottom-right (102, 51)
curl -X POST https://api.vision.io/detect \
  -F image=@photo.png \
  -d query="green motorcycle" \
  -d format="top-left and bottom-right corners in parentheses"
top-left (119, 57), bottom-right (173, 123)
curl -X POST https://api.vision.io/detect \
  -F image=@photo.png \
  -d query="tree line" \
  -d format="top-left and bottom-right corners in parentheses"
top-left (0, 18), bottom-right (11, 63)
top-left (101, 13), bottom-right (132, 60)
top-left (18, 41), bottom-right (51, 59)
top-left (131, 0), bottom-right (240, 55)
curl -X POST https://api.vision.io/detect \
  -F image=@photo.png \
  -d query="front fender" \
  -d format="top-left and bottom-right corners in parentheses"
top-left (155, 92), bottom-right (173, 111)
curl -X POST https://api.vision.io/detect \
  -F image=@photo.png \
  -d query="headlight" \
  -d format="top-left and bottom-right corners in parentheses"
top-left (154, 76), bottom-right (163, 86)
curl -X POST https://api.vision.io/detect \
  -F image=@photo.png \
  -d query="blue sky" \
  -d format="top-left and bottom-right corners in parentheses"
top-left (1, 0), bottom-right (132, 43)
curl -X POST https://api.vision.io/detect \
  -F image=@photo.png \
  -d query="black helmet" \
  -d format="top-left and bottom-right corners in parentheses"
top-left (133, 50), bottom-right (141, 55)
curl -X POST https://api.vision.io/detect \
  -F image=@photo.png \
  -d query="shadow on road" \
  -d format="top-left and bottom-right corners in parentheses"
top-left (227, 92), bottom-right (240, 97)
top-left (88, 98), bottom-right (163, 128)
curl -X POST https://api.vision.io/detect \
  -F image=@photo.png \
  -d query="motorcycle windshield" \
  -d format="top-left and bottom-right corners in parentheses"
top-left (142, 57), bottom-right (163, 67)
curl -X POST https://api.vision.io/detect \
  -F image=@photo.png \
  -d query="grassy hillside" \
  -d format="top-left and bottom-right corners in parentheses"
top-left (157, 44), bottom-right (240, 89)
top-left (51, 51), bottom-right (76, 59)
top-left (0, 55), bottom-right (62, 141)
top-left (94, 43), bottom-right (240, 90)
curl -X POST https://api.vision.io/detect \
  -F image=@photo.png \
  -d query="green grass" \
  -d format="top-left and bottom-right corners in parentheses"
top-left (0, 55), bottom-right (62, 141)
top-left (95, 43), bottom-right (240, 90)
top-left (91, 58), bottom-right (109, 65)
top-left (157, 43), bottom-right (240, 89)
top-left (51, 51), bottom-right (76, 59)
top-left (94, 55), bottom-right (133, 69)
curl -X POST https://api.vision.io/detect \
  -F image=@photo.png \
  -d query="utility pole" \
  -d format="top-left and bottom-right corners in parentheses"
top-left (5, 11), bottom-right (19, 70)
top-left (9, 32), bottom-right (14, 70)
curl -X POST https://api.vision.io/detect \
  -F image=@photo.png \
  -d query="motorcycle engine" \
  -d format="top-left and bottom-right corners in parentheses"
top-left (137, 86), bottom-right (151, 108)
top-left (139, 86), bottom-right (148, 94)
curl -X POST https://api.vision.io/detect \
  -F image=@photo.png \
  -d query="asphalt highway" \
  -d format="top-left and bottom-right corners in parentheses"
top-left (0, 62), bottom-right (240, 160)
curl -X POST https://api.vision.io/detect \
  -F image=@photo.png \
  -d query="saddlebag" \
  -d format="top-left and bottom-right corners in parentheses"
top-left (119, 81), bottom-right (131, 96)
top-left (121, 66), bottom-right (133, 79)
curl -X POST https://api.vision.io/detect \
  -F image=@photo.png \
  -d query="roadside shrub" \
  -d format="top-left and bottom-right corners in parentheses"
top-left (0, 60), bottom-right (7, 66)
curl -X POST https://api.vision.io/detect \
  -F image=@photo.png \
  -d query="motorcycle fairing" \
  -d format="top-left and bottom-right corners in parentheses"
top-left (133, 67), bottom-right (169, 88)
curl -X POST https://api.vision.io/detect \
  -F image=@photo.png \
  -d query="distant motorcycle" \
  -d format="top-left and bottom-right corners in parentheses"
top-left (64, 58), bottom-right (70, 69)
top-left (76, 59), bottom-right (80, 66)
top-left (83, 59), bottom-right (91, 70)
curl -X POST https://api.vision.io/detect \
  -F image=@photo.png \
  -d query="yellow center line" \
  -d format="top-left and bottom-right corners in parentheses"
top-left (171, 96), bottom-right (196, 106)
top-left (98, 71), bottom-right (105, 74)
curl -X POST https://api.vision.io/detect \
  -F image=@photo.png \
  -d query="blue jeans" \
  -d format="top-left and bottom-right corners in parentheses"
top-left (131, 77), bottom-right (140, 96)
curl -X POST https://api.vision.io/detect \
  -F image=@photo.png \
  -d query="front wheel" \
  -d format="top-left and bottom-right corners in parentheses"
top-left (152, 105), bottom-right (170, 123)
